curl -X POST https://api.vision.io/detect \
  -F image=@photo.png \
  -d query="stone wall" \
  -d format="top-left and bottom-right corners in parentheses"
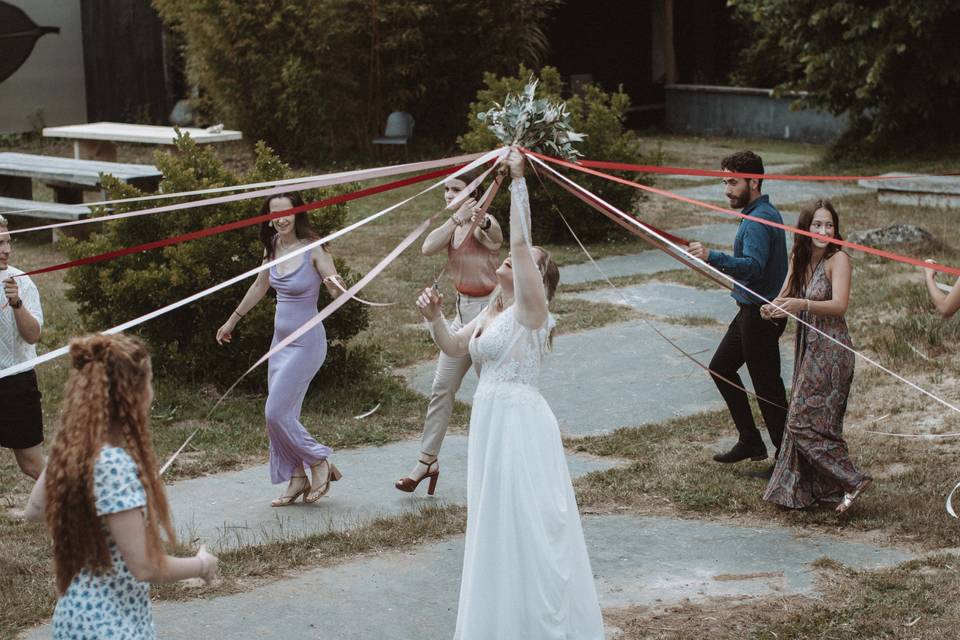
top-left (665, 84), bottom-right (847, 143)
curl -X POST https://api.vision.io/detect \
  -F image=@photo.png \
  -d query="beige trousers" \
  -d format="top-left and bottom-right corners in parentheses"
top-left (420, 292), bottom-right (491, 456)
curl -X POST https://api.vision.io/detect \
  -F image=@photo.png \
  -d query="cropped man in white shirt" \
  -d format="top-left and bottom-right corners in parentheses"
top-left (0, 214), bottom-right (45, 479)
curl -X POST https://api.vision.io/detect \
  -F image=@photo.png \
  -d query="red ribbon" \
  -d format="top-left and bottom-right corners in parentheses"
top-left (17, 166), bottom-right (459, 278)
top-left (526, 150), bottom-right (960, 279)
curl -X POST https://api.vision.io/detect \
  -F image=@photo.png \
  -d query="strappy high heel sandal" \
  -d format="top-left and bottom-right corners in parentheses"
top-left (271, 475), bottom-right (311, 507)
top-left (395, 459), bottom-right (440, 496)
top-left (836, 478), bottom-right (872, 514)
top-left (305, 460), bottom-right (342, 503)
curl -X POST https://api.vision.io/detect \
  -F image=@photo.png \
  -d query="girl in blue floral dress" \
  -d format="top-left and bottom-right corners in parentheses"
top-left (26, 334), bottom-right (219, 639)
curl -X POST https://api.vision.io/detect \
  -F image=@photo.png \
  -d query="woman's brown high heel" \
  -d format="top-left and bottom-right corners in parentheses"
top-left (395, 459), bottom-right (440, 495)
top-left (271, 475), bottom-right (311, 507)
top-left (305, 460), bottom-right (342, 503)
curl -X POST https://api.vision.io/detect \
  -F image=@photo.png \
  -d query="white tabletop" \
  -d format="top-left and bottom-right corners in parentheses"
top-left (42, 122), bottom-right (243, 145)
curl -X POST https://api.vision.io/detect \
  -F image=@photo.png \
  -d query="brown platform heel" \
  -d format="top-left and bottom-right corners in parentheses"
top-left (395, 459), bottom-right (440, 496)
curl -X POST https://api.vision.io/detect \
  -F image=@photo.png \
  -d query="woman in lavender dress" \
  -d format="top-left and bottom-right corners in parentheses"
top-left (217, 193), bottom-right (345, 506)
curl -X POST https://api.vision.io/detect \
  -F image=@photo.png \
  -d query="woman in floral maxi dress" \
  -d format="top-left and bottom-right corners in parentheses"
top-left (761, 199), bottom-right (871, 513)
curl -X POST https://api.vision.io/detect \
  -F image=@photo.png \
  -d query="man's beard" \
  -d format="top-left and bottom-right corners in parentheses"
top-left (729, 192), bottom-right (749, 209)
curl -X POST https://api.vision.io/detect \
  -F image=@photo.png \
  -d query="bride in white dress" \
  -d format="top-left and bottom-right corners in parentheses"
top-left (416, 148), bottom-right (605, 639)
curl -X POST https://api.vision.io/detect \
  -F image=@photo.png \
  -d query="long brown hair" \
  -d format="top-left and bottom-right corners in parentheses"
top-left (785, 198), bottom-right (843, 298)
top-left (259, 193), bottom-right (320, 260)
top-left (45, 334), bottom-right (175, 594)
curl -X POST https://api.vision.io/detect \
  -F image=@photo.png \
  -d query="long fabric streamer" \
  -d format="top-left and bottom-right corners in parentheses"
top-left (1, 149), bottom-right (505, 381)
top-left (527, 150), bottom-right (960, 279)
top-left (207, 156), bottom-right (505, 414)
top-left (948, 481), bottom-right (960, 518)
top-left (15, 167), bottom-right (459, 278)
top-left (528, 158), bottom-right (786, 411)
top-left (158, 153), bottom-right (507, 473)
top-left (524, 153), bottom-right (960, 419)
top-left (0, 153), bottom-right (489, 219)
top-left (574, 158), bottom-right (959, 182)
top-left (5, 152), bottom-right (489, 236)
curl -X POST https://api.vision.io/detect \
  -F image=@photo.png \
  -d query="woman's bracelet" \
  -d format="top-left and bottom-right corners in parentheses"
top-left (197, 555), bottom-right (208, 580)
top-left (231, 309), bottom-right (244, 319)
top-left (805, 299), bottom-right (811, 313)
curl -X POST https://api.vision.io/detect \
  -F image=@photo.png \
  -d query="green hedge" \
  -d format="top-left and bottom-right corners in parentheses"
top-left (458, 66), bottom-right (648, 244)
top-left (63, 136), bottom-right (368, 389)
top-left (154, 0), bottom-right (559, 162)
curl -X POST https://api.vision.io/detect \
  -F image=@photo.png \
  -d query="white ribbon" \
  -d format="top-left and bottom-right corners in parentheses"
top-left (5, 152), bottom-right (489, 235)
top-left (527, 153), bottom-right (960, 417)
top-left (948, 480), bottom-right (960, 518)
top-left (0, 149), bottom-right (505, 381)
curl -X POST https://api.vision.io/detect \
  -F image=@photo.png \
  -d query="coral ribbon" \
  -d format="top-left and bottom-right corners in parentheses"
top-left (526, 150), bottom-right (960, 279)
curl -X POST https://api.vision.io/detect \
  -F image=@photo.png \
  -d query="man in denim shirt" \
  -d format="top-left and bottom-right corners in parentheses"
top-left (688, 151), bottom-right (788, 476)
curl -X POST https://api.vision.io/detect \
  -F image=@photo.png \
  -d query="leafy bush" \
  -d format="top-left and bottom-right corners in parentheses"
top-left (458, 65), bottom-right (647, 244)
top-left (154, 0), bottom-right (559, 162)
top-left (63, 136), bottom-right (369, 389)
top-left (728, 0), bottom-right (960, 157)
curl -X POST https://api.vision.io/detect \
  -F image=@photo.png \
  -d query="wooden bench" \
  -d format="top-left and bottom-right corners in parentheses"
top-left (0, 152), bottom-right (157, 243)
top-left (858, 173), bottom-right (960, 210)
top-left (0, 197), bottom-right (93, 243)
top-left (43, 122), bottom-right (243, 162)
top-left (0, 197), bottom-right (91, 221)
top-left (0, 152), bottom-right (162, 204)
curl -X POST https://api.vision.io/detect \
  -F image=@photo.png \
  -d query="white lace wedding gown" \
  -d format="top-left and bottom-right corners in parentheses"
top-left (453, 301), bottom-right (605, 639)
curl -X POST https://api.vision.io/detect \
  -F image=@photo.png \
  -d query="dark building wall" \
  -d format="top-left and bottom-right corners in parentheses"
top-left (80, 0), bottom-right (172, 123)
top-left (545, 0), bottom-right (653, 104)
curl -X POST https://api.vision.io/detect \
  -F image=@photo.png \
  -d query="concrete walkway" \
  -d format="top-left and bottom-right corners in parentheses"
top-left (165, 435), bottom-right (616, 551)
top-left (24, 515), bottom-right (909, 640)
top-left (403, 318), bottom-right (794, 436)
top-left (573, 282), bottom-right (733, 323)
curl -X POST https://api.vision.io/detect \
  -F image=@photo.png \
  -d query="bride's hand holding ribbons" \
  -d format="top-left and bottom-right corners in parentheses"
top-left (506, 147), bottom-right (525, 179)
top-left (416, 287), bottom-right (443, 321)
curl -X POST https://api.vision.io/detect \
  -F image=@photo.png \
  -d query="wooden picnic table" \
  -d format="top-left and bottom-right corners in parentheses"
top-left (42, 121), bottom-right (243, 162)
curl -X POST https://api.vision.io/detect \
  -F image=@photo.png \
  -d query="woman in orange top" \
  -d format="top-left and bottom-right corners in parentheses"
top-left (395, 169), bottom-right (503, 494)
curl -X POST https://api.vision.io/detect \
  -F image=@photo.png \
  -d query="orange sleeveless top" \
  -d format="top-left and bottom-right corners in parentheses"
top-left (447, 229), bottom-right (499, 297)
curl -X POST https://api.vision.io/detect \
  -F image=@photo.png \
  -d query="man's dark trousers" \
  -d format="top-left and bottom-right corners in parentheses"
top-left (709, 302), bottom-right (786, 455)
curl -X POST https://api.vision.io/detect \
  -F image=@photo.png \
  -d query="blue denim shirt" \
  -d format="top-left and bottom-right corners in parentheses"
top-left (707, 195), bottom-right (788, 305)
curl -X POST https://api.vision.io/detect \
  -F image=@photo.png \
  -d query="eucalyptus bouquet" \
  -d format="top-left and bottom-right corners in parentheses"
top-left (477, 78), bottom-right (585, 160)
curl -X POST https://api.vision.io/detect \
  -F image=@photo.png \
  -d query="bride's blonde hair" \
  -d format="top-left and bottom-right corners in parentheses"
top-left (491, 247), bottom-right (560, 347)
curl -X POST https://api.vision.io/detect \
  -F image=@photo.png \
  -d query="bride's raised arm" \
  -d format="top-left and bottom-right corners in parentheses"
top-left (506, 149), bottom-right (549, 330)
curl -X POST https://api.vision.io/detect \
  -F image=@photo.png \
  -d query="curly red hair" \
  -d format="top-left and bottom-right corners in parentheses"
top-left (45, 333), bottom-right (175, 594)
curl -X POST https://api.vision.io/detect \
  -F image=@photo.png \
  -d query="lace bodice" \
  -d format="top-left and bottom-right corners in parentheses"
top-left (469, 306), bottom-right (554, 389)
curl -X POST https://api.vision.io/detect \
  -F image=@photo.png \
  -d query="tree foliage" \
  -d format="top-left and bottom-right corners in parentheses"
top-left (153, 0), bottom-right (559, 162)
top-left (63, 136), bottom-right (368, 389)
top-left (459, 65), bottom-right (647, 244)
top-left (729, 0), bottom-right (960, 156)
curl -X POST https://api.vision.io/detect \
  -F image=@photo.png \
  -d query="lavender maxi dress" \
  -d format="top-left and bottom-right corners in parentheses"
top-left (266, 252), bottom-right (332, 484)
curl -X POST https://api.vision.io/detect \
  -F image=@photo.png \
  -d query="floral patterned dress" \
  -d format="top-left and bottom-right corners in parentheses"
top-left (52, 446), bottom-right (155, 639)
top-left (763, 258), bottom-right (868, 508)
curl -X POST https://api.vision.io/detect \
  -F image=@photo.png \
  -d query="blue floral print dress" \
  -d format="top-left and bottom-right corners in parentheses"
top-left (52, 446), bottom-right (155, 639)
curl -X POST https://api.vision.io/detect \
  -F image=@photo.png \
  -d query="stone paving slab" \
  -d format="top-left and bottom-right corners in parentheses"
top-left (164, 435), bottom-right (615, 551)
top-left (403, 320), bottom-right (794, 436)
top-left (573, 282), bottom-right (734, 324)
top-left (24, 515), bottom-right (909, 640)
top-left (560, 250), bottom-right (682, 285)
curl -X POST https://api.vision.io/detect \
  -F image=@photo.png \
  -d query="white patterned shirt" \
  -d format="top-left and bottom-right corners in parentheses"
top-left (0, 266), bottom-right (43, 370)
